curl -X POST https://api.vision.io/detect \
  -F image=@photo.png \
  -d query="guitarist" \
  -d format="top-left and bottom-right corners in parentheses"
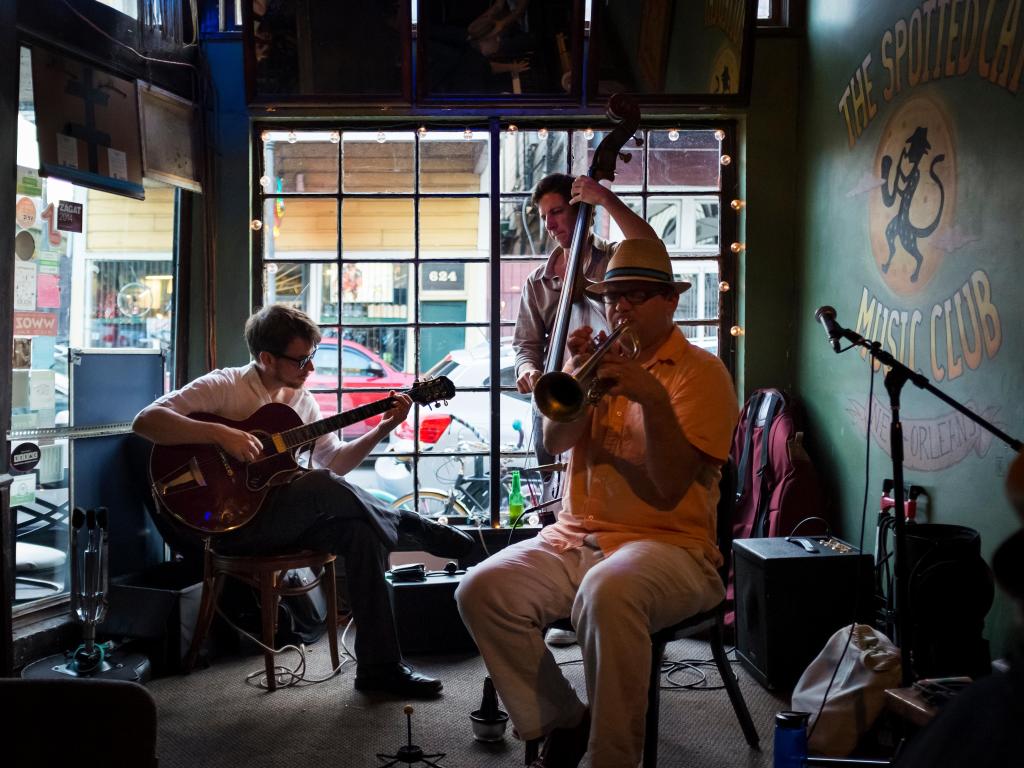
top-left (132, 304), bottom-right (473, 697)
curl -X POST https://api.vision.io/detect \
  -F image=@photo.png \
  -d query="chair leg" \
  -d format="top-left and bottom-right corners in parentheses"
top-left (642, 639), bottom-right (668, 768)
top-left (260, 570), bottom-right (279, 691)
top-left (324, 560), bottom-right (340, 669)
top-left (184, 571), bottom-right (223, 673)
top-left (710, 619), bottom-right (760, 748)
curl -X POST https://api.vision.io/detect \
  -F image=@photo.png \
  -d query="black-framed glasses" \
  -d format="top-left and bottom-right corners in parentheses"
top-left (600, 288), bottom-right (669, 306)
top-left (275, 344), bottom-right (318, 369)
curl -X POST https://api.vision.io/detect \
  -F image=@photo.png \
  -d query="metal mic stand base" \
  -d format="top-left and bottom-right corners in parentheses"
top-left (21, 643), bottom-right (151, 683)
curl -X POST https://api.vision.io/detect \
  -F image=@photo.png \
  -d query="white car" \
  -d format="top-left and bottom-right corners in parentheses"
top-left (373, 342), bottom-right (541, 517)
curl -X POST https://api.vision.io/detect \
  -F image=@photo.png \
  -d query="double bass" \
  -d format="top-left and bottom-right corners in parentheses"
top-left (543, 94), bottom-right (643, 376)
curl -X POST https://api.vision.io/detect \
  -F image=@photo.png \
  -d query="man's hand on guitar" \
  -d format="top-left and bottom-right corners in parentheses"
top-left (215, 424), bottom-right (264, 463)
top-left (379, 391), bottom-right (413, 432)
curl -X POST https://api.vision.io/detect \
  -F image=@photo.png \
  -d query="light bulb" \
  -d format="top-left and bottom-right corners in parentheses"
top-left (376, 131), bottom-right (386, 144)
top-left (537, 127), bottom-right (548, 138)
top-left (584, 127), bottom-right (594, 140)
top-left (730, 325), bottom-right (745, 337)
top-left (436, 515), bottom-right (449, 527)
top-left (714, 129), bottom-right (726, 141)
top-left (260, 131), bottom-right (270, 142)
top-left (250, 219), bottom-right (263, 231)
top-left (329, 131), bottom-right (340, 144)
top-left (266, 263), bottom-right (278, 275)
top-left (259, 175), bottom-right (271, 189)
top-left (464, 128), bottom-right (473, 140)
top-left (287, 131), bottom-right (297, 144)
top-left (720, 154), bottom-right (732, 166)
top-left (526, 512), bottom-right (540, 527)
top-left (719, 281), bottom-right (730, 292)
top-left (507, 124), bottom-right (518, 133)
top-left (730, 242), bottom-right (745, 253)
top-left (731, 199), bottom-right (745, 210)
top-left (418, 125), bottom-right (427, 137)
top-left (667, 129), bottom-right (680, 142)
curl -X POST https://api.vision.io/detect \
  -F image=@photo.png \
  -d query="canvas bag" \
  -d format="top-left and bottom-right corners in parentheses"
top-left (790, 623), bottom-right (902, 757)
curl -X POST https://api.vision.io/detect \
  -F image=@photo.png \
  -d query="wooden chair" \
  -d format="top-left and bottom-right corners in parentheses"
top-left (184, 541), bottom-right (340, 691)
top-left (526, 460), bottom-right (760, 765)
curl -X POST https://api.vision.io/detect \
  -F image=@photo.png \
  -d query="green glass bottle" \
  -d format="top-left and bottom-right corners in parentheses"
top-left (508, 470), bottom-right (524, 527)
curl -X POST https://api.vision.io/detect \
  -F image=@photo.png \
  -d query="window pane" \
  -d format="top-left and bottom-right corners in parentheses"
top-left (648, 130), bottom-right (721, 190)
top-left (262, 262), bottom-right (340, 323)
top-left (681, 324), bottom-right (720, 354)
top-left (584, 130), bottom-right (644, 191)
top-left (593, 195), bottom-right (642, 242)
top-left (672, 259), bottom-right (719, 322)
top-left (419, 325), bottom-right (490, 378)
top-left (500, 130), bottom-right (569, 192)
top-left (261, 131), bottom-right (339, 193)
top-left (342, 132), bottom-right (414, 193)
top-left (336, 261), bottom-right (411, 319)
top-left (420, 198), bottom-right (488, 258)
top-left (421, 134), bottom-right (490, 192)
top-left (649, 196), bottom-right (720, 253)
top-left (263, 198), bottom-right (337, 259)
top-left (501, 258), bottom-right (545, 323)
top-left (342, 199), bottom-right (413, 259)
top-left (500, 199), bottom-right (549, 257)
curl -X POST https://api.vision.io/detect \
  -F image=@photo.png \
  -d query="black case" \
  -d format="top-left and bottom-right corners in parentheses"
top-left (733, 537), bottom-right (874, 691)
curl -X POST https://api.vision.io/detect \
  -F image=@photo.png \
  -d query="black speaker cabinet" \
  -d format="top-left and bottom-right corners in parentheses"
top-left (385, 572), bottom-right (477, 654)
top-left (733, 537), bottom-right (874, 692)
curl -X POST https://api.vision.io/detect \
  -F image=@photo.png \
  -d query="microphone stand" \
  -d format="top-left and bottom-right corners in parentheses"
top-left (827, 323), bottom-right (1021, 687)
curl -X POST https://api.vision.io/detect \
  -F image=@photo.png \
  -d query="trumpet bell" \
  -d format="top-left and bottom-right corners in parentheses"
top-left (533, 371), bottom-right (586, 423)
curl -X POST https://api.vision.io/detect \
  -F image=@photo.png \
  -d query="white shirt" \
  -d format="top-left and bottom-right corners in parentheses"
top-left (154, 362), bottom-right (343, 467)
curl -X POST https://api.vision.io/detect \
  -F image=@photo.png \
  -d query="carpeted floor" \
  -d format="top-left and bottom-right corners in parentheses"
top-left (149, 634), bottom-right (788, 767)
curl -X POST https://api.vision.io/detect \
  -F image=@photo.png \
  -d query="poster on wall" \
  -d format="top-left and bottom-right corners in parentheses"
top-left (31, 48), bottom-right (145, 200)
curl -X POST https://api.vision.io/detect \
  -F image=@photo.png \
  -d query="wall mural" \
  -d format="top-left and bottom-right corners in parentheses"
top-left (830, 0), bottom-right (1019, 471)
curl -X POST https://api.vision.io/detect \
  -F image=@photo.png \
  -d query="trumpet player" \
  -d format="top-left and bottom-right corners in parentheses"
top-left (457, 239), bottom-right (739, 768)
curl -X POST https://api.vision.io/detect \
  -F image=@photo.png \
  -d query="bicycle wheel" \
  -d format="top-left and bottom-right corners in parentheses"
top-left (391, 490), bottom-right (471, 518)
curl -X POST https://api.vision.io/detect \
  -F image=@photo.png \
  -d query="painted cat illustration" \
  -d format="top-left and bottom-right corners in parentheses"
top-left (880, 126), bottom-right (945, 282)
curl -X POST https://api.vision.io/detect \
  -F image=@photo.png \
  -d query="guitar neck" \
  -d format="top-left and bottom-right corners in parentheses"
top-left (280, 396), bottom-right (395, 450)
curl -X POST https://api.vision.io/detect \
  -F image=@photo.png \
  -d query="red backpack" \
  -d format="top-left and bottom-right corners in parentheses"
top-left (725, 388), bottom-right (828, 623)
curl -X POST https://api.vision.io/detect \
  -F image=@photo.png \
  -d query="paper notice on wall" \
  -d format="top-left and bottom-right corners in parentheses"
top-left (108, 147), bottom-right (128, 180)
top-left (9, 473), bottom-right (37, 506)
top-left (29, 369), bottom-right (56, 411)
top-left (17, 167), bottom-right (42, 197)
top-left (14, 261), bottom-right (37, 310)
top-left (31, 335), bottom-right (56, 369)
top-left (56, 133), bottom-right (79, 168)
top-left (37, 271), bottom-right (60, 308)
top-left (16, 196), bottom-right (38, 229)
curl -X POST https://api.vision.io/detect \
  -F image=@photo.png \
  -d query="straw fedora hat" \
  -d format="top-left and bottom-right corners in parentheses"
top-left (584, 239), bottom-right (691, 295)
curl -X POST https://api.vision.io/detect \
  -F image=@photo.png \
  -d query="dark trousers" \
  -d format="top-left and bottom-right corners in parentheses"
top-left (217, 469), bottom-right (403, 669)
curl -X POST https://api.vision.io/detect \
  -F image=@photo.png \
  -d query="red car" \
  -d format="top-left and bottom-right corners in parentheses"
top-left (307, 338), bottom-right (414, 438)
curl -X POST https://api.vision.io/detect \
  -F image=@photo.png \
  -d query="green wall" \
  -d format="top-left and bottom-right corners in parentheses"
top-left (795, 0), bottom-right (1024, 656)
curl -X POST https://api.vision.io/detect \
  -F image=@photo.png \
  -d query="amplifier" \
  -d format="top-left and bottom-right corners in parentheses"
top-left (385, 572), bottom-right (477, 654)
top-left (733, 536), bottom-right (874, 692)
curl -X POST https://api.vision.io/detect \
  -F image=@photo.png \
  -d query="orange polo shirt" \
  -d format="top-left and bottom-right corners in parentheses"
top-left (539, 328), bottom-right (738, 567)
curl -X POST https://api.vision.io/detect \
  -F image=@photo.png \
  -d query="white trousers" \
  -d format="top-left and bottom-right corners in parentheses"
top-left (455, 536), bottom-right (724, 768)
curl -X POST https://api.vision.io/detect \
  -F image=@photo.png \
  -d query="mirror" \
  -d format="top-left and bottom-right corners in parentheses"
top-left (243, 0), bottom-right (410, 102)
top-left (417, 0), bottom-right (584, 102)
top-left (590, 0), bottom-right (756, 105)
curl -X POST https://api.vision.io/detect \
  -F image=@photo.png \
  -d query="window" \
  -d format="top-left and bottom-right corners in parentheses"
top-left (254, 123), bottom-right (735, 524)
top-left (11, 47), bottom-right (180, 614)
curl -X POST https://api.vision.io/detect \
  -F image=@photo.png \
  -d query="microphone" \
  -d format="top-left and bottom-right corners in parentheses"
top-left (815, 306), bottom-right (842, 353)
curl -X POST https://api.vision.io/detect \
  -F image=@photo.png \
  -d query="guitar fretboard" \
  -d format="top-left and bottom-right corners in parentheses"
top-left (279, 397), bottom-right (397, 450)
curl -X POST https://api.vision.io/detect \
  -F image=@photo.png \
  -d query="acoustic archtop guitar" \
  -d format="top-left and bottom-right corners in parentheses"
top-left (148, 376), bottom-right (455, 534)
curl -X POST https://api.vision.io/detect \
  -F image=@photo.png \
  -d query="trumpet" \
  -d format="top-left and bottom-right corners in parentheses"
top-left (534, 322), bottom-right (640, 422)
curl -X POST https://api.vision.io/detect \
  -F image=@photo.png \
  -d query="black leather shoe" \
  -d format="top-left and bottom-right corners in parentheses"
top-left (399, 512), bottom-right (474, 559)
top-left (354, 663), bottom-right (443, 698)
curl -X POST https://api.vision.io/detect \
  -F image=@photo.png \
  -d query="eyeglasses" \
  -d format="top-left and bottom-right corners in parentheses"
top-left (600, 288), bottom-right (668, 306)
top-left (275, 344), bottom-right (318, 369)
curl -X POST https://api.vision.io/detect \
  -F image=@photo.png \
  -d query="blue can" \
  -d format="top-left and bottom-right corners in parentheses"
top-left (773, 711), bottom-right (809, 768)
